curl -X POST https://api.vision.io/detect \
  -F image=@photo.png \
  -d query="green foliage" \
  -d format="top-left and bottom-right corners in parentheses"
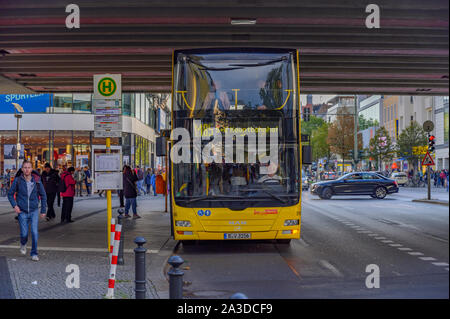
top-left (311, 122), bottom-right (330, 161)
top-left (367, 126), bottom-right (396, 169)
top-left (301, 115), bottom-right (326, 136)
top-left (358, 115), bottom-right (379, 130)
top-left (396, 121), bottom-right (427, 170)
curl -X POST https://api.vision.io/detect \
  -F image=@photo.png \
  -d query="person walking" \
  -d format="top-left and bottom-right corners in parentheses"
top-left (151, 169), bottom-right (157, 196)
top-left (60, 167), bottom-right (76, 223)
top-left (136, 166), bottom-right (145, 195)
top-left (41, 163), bottom-right (60, 221)
top-left (145, 168), bottom-right (152, 195)
top-left (83, 166), bottom-right (91, 196)
top-left (123, 165), bottom-right (141, 219)
top-left (74, 167), bottom-right (86, 197)
top-left (7, 160), bottom-right (47, 261)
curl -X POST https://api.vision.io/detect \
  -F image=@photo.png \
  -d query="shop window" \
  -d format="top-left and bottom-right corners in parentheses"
top-left (122, 93), bottom-right (133, 116)
top-left (53, 93), bottom-right (73, 113)
top-left (73, 93), bottom-right (92, 113)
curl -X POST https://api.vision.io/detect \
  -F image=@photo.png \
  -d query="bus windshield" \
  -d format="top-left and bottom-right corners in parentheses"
top-left (172, 49), bottom-right (300, 209)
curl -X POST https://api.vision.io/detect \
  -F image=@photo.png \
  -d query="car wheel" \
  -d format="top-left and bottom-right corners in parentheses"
top-left (374, 186), bottom-right (387, 199)
top-left (321, 187), bottom-right (333, 200)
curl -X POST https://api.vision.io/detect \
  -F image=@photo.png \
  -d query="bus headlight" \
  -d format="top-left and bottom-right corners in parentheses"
top-left (284, 219), bottom-right (299, 226)
top-left (175, 220), bottom-right (192, 227)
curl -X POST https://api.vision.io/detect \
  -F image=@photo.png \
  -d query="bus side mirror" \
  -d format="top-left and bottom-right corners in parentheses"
top-left (156, 137), bottom-right (167, 156)
top-left (302, 145), bottom-right (312, 165)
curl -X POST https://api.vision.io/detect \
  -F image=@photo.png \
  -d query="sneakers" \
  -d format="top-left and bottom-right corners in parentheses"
top-left (133, 214), bottom-right (141, 219)
top-left (124, 214), bottom-right (131, 218)
top-left (31, 255), bottom-right (39, 261)
top-left (20, 245), bottom-right (27, 255)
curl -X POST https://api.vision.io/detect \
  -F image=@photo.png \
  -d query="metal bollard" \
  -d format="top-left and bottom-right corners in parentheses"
top-left (168, 255), bottom-right (184, 299)
top-left (134, 237), bottom-right (147, 299)
top-left (117, 209), bottom-right (125, 265)
top-left (230, 292), bottom-right (248, 299)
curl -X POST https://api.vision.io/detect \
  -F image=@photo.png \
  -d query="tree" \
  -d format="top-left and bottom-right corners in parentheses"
top-left (311, 122), bottom-right (330, 161)
top-left (301, 115), bottom-right (326, 136)
top-left (327, 108), bottom-right (356, 170)
top-left (396, 121), bottom-right (427, 173)
top-left (367, 126), bottom-right (395, 170)
top-left (358, 114), bottom-right (379, 130)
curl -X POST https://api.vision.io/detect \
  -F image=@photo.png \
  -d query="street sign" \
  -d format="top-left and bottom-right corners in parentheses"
top-left (95, 154), bottom-right (122, 172)
top-left (94, 130), bottom-right (122, 138)
top-left (93, 99), bottom-right (120, 108)
top-left (421, 152), bottom-right (435, 166)
top-left (93, 74), bottom-right (122, 100)
top-left (94, 172), bottom-right (123, 190)
top-left (423, 120), bottom-right (434, 132)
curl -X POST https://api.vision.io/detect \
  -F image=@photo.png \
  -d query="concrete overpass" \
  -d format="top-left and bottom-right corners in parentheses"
top-left (0, 0), bottom-right (448, 95)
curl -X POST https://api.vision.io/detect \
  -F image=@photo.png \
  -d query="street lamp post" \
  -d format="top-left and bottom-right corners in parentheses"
top-left (12, 103), bottom-right (24, 170)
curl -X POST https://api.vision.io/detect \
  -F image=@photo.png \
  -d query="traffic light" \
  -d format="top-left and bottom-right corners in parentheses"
top-left (348, 150), bottom-right (354, 158)
top-left (428, 135), bottom-right (435, 152)
top-left (303, 108), bottom-right (310, 122)
top-left (358, 150), bottom-right (364, 159)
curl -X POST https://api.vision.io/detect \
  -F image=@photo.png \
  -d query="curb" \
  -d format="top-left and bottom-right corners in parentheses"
top-left (412, 199), bottom-right (449, 206)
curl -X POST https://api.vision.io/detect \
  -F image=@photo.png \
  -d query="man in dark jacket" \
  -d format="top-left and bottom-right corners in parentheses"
top-left (123, 165), bottom-right (141, 219)
top-left (41, 163), bottom-right (60, 221)
top-left (8, 160), bottom-right (47, 261)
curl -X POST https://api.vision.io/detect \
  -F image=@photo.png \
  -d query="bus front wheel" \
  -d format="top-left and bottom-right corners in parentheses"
top-left (276, 239), bottom-right (291, 244)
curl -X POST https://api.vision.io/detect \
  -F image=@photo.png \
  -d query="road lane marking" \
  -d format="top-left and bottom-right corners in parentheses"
top-left (398, 248), bottom-right (413, 251)
top-left (357, 230), bottom-right (372, 233)
top-left (381, 240), bottom-right (394, 243)
top-left (0, 245), bottom-right (159, 254)
top-left (389, 244), bottom-right (403, 247)
top-left (319, 260), bottom-right (343, 278)
top-left (419, 257), bottom-right (437, 261)
top-left (431, 262), bottom-right (449, 267)
top-left (375, 237), bottom-right (386, 240)
top-left (408, 252), bottom-right (424, 256)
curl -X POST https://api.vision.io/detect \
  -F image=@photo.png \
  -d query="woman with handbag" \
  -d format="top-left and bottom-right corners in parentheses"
top-left (123, 165), bottom-right (141, 219)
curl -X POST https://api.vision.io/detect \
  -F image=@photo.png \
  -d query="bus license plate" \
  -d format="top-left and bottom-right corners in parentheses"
top-left (224, 233), bottom-right (251, 239)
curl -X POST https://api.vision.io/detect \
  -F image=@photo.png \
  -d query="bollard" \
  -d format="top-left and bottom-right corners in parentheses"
top-left (106, 224), bottom-right (122, 299)
top-left (230, 292), bottom-right (248, 299)
top-left (117, 209), bottom-right (125, 265)
top-left (168, 255), bottom-right (184, 299)
top-left (109, 218), bottom-right (116, 264)
top-left (134, 237), bottom-right (147, 299)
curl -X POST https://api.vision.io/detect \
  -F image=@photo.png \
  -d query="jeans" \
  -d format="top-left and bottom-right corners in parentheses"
top-left (18, 209), bottom-right (39, 256)
top-left (85, 180), bottom-right (91, 195)
top-left (76, 182), bottom-right (83, 196)
top-left (125, 197), bottom-right (137, 215)
top-left (136, 180), bottom-right (145, 195)
top-left (46, 192), bottom-right (56, 219)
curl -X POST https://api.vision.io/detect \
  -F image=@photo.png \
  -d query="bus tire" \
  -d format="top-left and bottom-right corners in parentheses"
top-left (276, 239), bottom-right (291, 244)
top-left (181, 240), bottom-right (195, 246)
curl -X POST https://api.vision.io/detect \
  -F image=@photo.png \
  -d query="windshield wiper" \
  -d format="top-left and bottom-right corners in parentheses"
top-left (185, 195), bottom-right (245, 203)
top-left (240, 189), bottom-right (288, 204)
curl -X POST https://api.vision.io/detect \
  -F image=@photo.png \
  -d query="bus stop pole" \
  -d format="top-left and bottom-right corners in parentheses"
top-left (106, 137), bottom-right (112, 250)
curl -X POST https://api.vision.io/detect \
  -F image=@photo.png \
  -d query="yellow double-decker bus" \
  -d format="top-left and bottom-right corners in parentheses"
top-left (169, 48), bottom-right (309, 244)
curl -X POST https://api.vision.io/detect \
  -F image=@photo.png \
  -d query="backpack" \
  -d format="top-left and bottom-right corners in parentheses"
top-left (58, 173), bottom-right (68, 193)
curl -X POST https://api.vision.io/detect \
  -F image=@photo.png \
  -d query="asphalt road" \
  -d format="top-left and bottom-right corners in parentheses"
top-left (173, 189), bottom-right (449, 299)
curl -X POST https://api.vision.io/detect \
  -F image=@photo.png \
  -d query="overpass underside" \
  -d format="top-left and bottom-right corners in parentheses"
top-left (0, 0), bottom-right (448, 95)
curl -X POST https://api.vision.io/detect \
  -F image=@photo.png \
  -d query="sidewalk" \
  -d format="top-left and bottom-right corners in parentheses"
top-left (0, 194), bottom-right (176, 299)
top-left (398, 186), bottom-right (449, 205)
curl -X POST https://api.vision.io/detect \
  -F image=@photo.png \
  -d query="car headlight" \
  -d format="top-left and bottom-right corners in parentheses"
top-left (175, 220), bottom-right (192, 227)
top-left (284, 219), bottom-right (299, 226)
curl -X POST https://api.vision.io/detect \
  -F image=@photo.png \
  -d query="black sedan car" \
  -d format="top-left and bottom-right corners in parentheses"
top-left (310, 172), bottom-right (399, 199)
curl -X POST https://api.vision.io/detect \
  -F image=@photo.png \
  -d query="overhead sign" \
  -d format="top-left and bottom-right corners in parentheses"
top-left (0, 94), bottom-right (52, 113)
top-left (93, 74), bottom-right (121, 100)
top-left (421, 152), bottom-right (435, 166)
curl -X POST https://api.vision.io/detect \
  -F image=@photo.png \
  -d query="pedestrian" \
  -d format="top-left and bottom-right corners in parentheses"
top-left (446, 170), bottom-right (449, 192)
top-left (74, 167), bottom-right (86, 197)
top-left (118, 165), bottom-right (126, 208)
top-left (145, 168), bottom-right (152, 195)
top-left (123, 165), bottom-right (141, 219)
top-left (41, 163), bottom-right (60, 221)
top-left (136, 166), bottom-right (145, 195)
top-left (83, 166), bottom-right (91, 196)
top-left (440, 170), bottom-right (446, 188)
top-left (7, 160), bottom-right (47, 261)
top-left (151, 169), bottom-right (157, 196)
top-left (60, 167), bottom-right (76, 223)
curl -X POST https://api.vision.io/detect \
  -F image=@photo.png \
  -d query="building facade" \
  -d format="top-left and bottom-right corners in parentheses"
top-left (0, 93), bottom-right (170, 174)
top-left (433, 96), bottom-right (449, 170)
